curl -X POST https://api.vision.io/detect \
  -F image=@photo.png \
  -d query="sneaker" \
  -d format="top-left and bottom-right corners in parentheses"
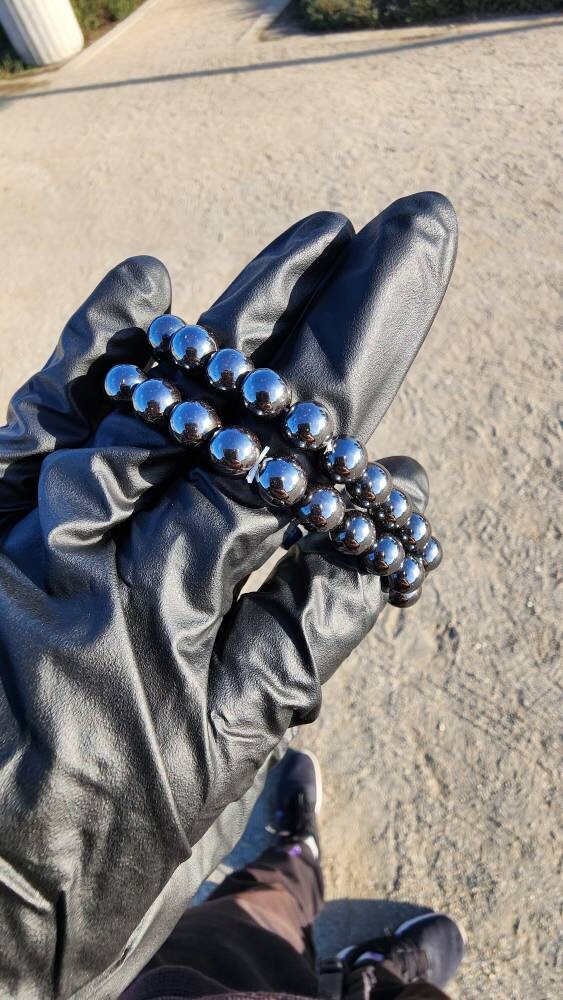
top-left (275, 749), bottom-right (322, 854)
top-left (340, 912), bottom-right (466, 991)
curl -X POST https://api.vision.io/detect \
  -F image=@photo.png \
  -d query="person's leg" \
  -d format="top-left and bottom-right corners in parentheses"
top-left (121, 749), bottom-right (323, 999)
top-left (207, 837), bottom-right (323, 962)
top-left (141, 839), bottom-right (323, 995)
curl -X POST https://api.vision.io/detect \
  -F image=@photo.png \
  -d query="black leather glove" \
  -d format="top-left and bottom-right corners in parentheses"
top-left (0, 192), bottom-right (457, 999)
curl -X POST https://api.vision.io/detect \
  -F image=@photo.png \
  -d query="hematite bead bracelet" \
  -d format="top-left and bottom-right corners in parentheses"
top-left (103, 316), bottom-right (443, 610)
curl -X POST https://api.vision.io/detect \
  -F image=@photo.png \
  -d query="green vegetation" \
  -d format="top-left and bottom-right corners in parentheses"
top-left (0, 24), bottom-right (26, 76)
top-left (300, 0), bottom-right (379, 28)
top-left (0, 1), bottom-right (142, 77)
top-left (71, 1), bottom-right (142, 40)
top-left (299, 0), bottom-right (562, 29)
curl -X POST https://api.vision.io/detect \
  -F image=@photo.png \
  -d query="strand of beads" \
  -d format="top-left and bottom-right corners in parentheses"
top-left (344, 460), bottom-right (442, 607)
top-left (104, 363), bottom-right (264, 477)
top-left (149, 316), bottom-right (444, 602)
top-left (102, 315), bottom-right (443, 609)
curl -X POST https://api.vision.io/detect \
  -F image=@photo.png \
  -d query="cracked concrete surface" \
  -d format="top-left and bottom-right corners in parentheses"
top-left (0, 2), bottom-right (561, 997)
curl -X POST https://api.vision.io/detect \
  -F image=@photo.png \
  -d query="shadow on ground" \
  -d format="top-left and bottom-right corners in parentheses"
top-left (1, 16), bottom-right (561, 105)
top-left (192, 754), bottom-right (429, 958)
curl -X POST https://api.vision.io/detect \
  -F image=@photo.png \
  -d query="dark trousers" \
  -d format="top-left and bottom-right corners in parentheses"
top-left (122, 844), bottom-right (451, 1000)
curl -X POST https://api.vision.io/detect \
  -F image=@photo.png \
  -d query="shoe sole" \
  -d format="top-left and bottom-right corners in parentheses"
top-left (300, 748), bottom-right (323, 814)
top-left (395, 911), bottom-right (468, 949)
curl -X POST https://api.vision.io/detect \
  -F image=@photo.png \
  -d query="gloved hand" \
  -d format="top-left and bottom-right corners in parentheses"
top-left (0, 192), bottom-right (456, 999)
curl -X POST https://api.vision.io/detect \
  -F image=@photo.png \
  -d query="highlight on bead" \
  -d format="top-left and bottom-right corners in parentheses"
top-left (131, 378), bottom-right (182, 424)
top-left (104, 364), bottom-right (147, 402)
top-left (330, 511), bottom-right (376, 556)
top-left (256, 455), bottom-right (307, 507)
top-left (362, 534), bottom-right (405, 577)
top-left (170, 325), bottom-right (218, 370)
top-left (373, 487), bottom-right (412, 531)
top-left (208, 426), bottom-right (262, 477)
top-left (206, 348), bottom-right (254, 393)
top-left (346, 462), bottom-right (392, 510)
top-left (169, 400), bottom-right (221, 446)
top-left (389, 553), bottom-right (425, 594)
top-left (147, 314), bottom-right (185, 356)
top-left (283, 400), bottom-right (334, 451)
top-left (320, 436), bottom-right (368, 484)
top-left (399, 512), bottom-right (431, 553)
top-left (295, 485), bottom-right (346, 533)
top-left (241, 369), bottom-right (291, 419)
top-left (421, 536), bottom-right (442, 573)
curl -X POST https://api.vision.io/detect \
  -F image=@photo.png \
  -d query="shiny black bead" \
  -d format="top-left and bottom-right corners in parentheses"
top-left (104, 364), bottom-right (146, 402)
top-left (206, 348), bottom-right (254, 392)
top-left (169, 400), bottom-right (221, 446)
top-left (295, 485), bottom-right (346, 533)
top-left (362, 534), bottom-right (405, 576)
top-left (256, 456), bottom-right (307, 508)
top-left (320, 437), bottom-right (368, 484)
top-left (147, 314), bottom-right (185, 355)
top-left (170, 324), bottom-right (218, 370)
top-left (373, 488), bottom-right (412, 531)
top-left (347, 462), bottom-right (392, 510)
top-left (421, 536), bottom-right (443, 573)
top-left (399, 512), bottom-right (432, 553)
top-left (208, 426), bottom-right (261, 477)
top-left (283, 401), bottom-right (334, 451)
top-left (389, 553), bottom-right (425, 593)
top-left (388, 586), bottom-right (422, 609)
top-left (330, 511), bottom-right (376, 556)
top-left (131, 378), bottom-right (182, 424)
top-left (241, 368), bottom-right (291, 418)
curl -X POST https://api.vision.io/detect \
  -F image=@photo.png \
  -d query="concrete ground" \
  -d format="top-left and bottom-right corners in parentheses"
top-left (1, 2), bottom-right (561, 997)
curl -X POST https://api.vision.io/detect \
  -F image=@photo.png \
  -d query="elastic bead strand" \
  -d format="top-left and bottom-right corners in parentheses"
top-left (107, 332), bottom-right (442, 610)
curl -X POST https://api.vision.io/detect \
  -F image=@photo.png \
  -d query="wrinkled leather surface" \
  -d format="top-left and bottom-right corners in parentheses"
top-left (0, 193), bottom-right (457, 999)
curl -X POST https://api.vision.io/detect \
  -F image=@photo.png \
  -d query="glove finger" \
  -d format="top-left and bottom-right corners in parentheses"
top-left (198, 211), bottom-right (354, 357)
top-left (27, 212), bottom-right (355, 555)
top-left (264, 192), bottom-right (457, 442)
top-left (0, 256), bottom-right (171, 522)
top-left (207, 458), bottom-right (428, 774)
top-left (199, 192), bottom-right (453, 523)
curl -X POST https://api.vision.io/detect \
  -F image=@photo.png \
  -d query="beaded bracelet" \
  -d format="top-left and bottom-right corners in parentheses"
top-left (103, 315), bottom-right (442, 608)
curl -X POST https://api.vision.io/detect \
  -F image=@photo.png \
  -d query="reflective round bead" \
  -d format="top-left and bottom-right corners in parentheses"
top-left (295, 485), bottom-right (346, 533)
top-left (421, 536), bottom-right (443, 573)
top-left (388, 586), bottom-right (422, 609)
top-left (206, 348), bottom-right (254, 392)
top-left (241, 368), bottom-right (291, 418)
top-left (131, 378), bottom-right (182, 424)
top-left (362, 534), bottom-right (405, 576)
top-left (169, 400), bottom-right (221, 446)
top-left (256, 456), bottom-right (307, 508)
top-left (330, 511), bottom-right (376, 556)
top-left (373, 488), bottom-right (412, 531)
top-left (399, 512), bottom-right (432, 553)
top-left (208, 426), bottom-right (261, 477)
top-left (170, 324), bottom-right (218, 370)
top-left (320, 437), bottom-right (368, 484)
top-left (147, 314), bottom-right (185, 355)
top-left (104, 364), bottom-right (146, 402)
top-left (283, 401), bottom-right (334, 451)
top-left (389, 553), bottom-right (425, 593)
top-left (346, 462), bottom-right (392, 510)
